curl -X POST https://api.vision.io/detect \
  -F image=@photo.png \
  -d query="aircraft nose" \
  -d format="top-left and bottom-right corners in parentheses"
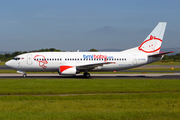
top-left (5, 60), bottom-right (14, 68)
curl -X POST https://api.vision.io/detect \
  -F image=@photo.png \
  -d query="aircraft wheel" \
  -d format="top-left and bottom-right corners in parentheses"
top-left (84, 72), bottom-right (90, 78)
top-left (23, 73), bottom-right (27, 78)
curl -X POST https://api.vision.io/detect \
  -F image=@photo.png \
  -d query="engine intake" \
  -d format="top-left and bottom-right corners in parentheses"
top-left (59, 65), bottom-right (76, 75)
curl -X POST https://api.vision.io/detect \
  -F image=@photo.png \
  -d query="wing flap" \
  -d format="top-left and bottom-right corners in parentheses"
top-left (76, 62), bottom-right (115, 70)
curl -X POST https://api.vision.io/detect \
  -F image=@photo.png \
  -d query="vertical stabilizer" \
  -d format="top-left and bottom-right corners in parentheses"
top-left (138, 22), bottom-right (167, 54)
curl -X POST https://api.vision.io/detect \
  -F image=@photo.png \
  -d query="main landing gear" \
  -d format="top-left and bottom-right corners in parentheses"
top-left (83, 72), bottom-right (90, 78)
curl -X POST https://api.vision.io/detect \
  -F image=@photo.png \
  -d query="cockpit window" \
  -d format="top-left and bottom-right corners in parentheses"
top-left (13, 57), bottom-right (20, 61)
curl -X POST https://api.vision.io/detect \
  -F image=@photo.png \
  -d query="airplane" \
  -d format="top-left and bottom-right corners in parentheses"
top-left (5, 22), bottom-right (173, 78)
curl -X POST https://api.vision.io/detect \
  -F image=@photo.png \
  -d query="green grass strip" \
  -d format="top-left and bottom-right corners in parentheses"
top-left (148, 62), bottom-right (180, 65)
top-left (0, 93), bottom-right (179, 120)
top-left (0, 78), bottom-right (179, 95)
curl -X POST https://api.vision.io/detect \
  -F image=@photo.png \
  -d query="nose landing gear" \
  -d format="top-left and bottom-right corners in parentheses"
top-left (17, 71), bottom-right (27, 78)
top-left (23, 73), bottom-right (27, 78)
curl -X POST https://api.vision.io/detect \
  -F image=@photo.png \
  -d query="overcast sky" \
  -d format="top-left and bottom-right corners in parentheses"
top-left (0, 0), bottom-right (180, 52)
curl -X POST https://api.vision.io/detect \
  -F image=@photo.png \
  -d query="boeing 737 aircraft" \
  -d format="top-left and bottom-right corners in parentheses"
top-left (5, 22), bottom-right (173, 78)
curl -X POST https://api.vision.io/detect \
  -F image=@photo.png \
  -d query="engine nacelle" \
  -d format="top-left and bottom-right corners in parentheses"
top-left (59, 65), bottom-right (76, 75)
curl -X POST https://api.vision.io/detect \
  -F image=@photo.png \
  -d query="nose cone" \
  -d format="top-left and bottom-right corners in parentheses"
top-left (5, 60), bottom-right (15, 69)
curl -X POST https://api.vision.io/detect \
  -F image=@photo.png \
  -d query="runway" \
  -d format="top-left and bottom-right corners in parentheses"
top-left (0, 73), bottom-right (180, 79)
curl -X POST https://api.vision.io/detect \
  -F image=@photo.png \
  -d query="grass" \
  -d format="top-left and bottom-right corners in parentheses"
top-left (148, 62), bottom-right (180, 65)
top-left (0, 78), bottom-right (179, 95)
top-left (0, 78), bottom-right (180, 119)
top-left (0, 93), bottom-right (180, 120)
top-left (130, 68), bottom-right (180, 71)
top-left (0, 61), bottom-right (5, 66)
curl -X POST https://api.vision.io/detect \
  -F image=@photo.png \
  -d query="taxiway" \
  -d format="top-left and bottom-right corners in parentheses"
top-left (0, 73), bottom-right (180, 79)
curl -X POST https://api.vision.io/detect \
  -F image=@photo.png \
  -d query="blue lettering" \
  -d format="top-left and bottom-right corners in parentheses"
top-left (83, 54), bottom-right (93, 59)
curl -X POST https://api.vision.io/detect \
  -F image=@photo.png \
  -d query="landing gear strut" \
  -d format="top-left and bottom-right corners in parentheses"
top-left (83, 72), bottom-right (90, 78)
top-left (23, 73), bottom-right (27, 78)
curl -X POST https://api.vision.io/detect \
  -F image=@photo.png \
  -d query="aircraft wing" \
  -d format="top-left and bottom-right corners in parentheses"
top-left (148, 51), bottom-right (174, 57)
top-left (76, 62), bottom-right (115, 70)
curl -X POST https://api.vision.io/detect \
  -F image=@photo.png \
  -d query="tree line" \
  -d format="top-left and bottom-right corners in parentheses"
top-left (0, 48), bottom-right (99, 61)
top-left (0, 48), bottom-right (61, 61)
top-left (0, 48), bottom-right (179, 62)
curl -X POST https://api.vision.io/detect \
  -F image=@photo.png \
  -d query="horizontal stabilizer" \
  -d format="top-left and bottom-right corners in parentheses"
top-left (148, 51), bottom-right (174, 57)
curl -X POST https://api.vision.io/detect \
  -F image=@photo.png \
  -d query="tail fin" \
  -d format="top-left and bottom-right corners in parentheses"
top-left (138, 22), bottom-right (167, 54)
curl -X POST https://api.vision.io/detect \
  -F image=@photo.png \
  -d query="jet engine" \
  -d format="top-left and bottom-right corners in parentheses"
top-left (59, 65), bottom-right (76, 75)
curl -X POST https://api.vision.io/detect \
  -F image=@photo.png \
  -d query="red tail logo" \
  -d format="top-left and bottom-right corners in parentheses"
top-left (138, 35), bottom-right (162, 53)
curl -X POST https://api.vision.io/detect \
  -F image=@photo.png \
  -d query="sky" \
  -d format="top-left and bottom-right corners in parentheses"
top-left (0, 0), bottom-right (180, 52)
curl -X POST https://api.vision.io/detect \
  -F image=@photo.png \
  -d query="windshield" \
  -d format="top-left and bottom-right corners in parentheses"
top-left (13, 57), bottom-right (20, 61)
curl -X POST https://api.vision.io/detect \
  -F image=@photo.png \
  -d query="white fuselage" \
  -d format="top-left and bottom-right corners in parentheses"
top-left (5, 51), bottom-right (161, 73)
